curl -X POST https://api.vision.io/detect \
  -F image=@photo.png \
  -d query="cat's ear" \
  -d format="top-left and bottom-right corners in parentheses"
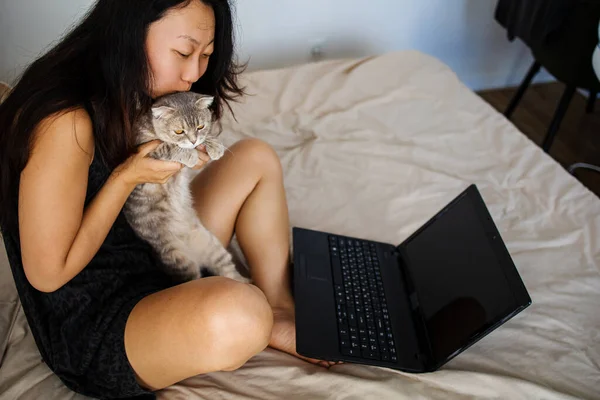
top-left (195, 95), bottom-right (214, 109)
top-left (152, 106), bottom-right (176, 120)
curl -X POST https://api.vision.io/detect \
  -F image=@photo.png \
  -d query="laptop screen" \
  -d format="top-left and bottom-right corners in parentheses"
top-left (401, 192), bottom-right (518, 365)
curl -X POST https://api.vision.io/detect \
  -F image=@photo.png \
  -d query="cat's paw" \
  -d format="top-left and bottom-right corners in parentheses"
top-left (181, 150), bottom-right (200, 168)
top-left (205, 141), bottom-right (225, 160)
top-left (171, 148), bottom-right (199, 168)
top-left (148, 142), bottom-right (171, 161)
top-left (147, 143), bottom-right (197, 168)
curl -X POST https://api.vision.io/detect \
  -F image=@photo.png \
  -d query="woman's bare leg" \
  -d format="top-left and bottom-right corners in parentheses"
top-left (124, 277), bottom-right (273, 391)
top-left (190, 138), bottom-right (337, 368)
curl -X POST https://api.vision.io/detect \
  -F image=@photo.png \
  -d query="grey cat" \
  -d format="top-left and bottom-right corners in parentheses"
top-left (124, 91), bottom-right (250, 284)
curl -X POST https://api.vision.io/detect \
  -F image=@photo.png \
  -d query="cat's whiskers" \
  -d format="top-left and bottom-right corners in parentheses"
top-left (223, 145), bottom-right (235, 156)
top-left (204, 137), bottom-right (235, 158)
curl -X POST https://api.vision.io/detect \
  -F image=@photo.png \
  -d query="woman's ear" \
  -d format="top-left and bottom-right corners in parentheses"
top-left (195, 95), bottom-right (214, 109)
top-left (152, 106), bottom-right (176, 120)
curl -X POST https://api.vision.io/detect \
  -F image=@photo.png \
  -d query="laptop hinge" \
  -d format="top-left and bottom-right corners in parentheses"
top-left (394, 249), bottom-right (433, 369)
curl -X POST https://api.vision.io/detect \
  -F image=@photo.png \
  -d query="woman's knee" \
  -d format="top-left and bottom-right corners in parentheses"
top-left (231, 138), bottom-right (282, 177)
top-left (195, 278), bottom-right (273, 369)
top-left (124, 277), bottom-right (273, 390)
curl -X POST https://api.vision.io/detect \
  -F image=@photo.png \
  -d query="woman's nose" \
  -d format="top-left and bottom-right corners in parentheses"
top-left (182, 61), bottom-right (207, 85)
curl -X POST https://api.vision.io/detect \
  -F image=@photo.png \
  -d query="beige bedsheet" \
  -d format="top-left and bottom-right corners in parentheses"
top-left (1, 51), bottom-right (599, 400)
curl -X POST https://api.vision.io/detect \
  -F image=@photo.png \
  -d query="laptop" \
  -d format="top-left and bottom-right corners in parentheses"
top-left (292, 184), bottom-right (531, 372)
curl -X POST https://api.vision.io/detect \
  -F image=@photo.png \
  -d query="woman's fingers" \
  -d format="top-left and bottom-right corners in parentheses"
top-left (138, 139), bottom-right (162, 156)
top-left (145, 157), bottom-right (183, 172)
top-left (190, 147), bottom-right (211, 170)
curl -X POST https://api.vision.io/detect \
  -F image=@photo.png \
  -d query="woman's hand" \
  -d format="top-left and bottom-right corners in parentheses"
top-left (191, 144), bottom-right (211, 170)
top-left (113, 140), bottom-right (184, 186)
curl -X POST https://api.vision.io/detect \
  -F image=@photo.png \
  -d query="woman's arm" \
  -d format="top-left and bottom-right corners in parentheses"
top-left (19, 109), bottom-right (202, 292)
top-left (18, 108), bottom-right (183, 293)
top-left (18, 108), bottom-right (131, 292)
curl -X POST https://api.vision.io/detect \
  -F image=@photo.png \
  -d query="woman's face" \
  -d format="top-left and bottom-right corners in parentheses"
top-left (146, 1), bottom-right (215, 99)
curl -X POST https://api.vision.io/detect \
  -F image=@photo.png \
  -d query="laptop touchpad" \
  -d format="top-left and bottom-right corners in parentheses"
top-left (302, 254), bottom-right (331, 282)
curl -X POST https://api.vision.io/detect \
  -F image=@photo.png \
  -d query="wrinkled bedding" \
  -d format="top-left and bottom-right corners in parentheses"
top-left (1, 51), bottom-right (599, 400)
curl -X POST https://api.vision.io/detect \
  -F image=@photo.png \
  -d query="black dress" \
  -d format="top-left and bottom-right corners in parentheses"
top-left (2, 147), bottom-right (177, 399)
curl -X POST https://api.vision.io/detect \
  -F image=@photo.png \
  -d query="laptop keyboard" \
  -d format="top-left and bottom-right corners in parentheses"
top-left (328, 235), bottom-right (398, 363)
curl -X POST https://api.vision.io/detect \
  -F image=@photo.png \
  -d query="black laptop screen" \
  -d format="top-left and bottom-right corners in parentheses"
top-left (402, 193), bottom-right (517, 364)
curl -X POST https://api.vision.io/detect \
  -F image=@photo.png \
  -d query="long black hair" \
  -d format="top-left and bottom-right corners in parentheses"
top-left (0, 0), bottom-right (245, 233)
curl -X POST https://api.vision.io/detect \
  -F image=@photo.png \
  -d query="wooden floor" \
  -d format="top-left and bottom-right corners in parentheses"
top-left (478, 82), bottom-right (600, 198)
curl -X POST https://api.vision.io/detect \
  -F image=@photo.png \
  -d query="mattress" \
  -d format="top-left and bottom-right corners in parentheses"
top-left (1, 50), bottom-right (599, 400)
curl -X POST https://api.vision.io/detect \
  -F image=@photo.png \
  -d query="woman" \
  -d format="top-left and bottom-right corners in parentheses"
top-left (0, 0), bottom-right (336, 398)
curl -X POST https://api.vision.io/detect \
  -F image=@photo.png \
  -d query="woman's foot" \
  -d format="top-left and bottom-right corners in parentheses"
top-left (269, 305), bottom-right (341, 368)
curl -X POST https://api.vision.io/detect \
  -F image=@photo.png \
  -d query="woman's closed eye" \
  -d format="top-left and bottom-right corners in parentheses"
top-left (176, 51), bottom-right (211, 59)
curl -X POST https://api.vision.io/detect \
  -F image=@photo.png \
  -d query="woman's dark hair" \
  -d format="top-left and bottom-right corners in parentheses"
top-left (0, 0), bottom-right (245, 233)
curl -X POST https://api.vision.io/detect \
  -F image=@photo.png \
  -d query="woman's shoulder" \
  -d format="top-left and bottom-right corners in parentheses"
top-left (33, 107), bottom-right (95, 165)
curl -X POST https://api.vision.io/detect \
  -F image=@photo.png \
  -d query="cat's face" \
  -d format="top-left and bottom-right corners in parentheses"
top-left (150, 92), bottom-right (214, 149)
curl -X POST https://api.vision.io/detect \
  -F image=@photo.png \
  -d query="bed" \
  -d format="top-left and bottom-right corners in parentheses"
top-left (1, 50), bottom-right (599, 400)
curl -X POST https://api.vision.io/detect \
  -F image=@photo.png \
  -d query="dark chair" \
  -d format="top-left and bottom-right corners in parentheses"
top-left (496, 0), bottom-right (600, 153)
top-left (569, 14), bottom-right (600, 177)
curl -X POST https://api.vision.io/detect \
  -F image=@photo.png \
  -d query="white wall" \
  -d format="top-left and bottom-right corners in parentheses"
top-left (0, 0), bottom-right (554, 91)
top-left (0, 1), bottom-right (6, 76)
top-left (0, 0), bottom-right (93, 83)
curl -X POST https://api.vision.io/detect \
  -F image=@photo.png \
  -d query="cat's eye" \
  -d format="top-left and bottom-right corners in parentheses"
top-left (174, 129), bottom-right (184, 135)
top-left (197, 125), bottom-right (205, 130)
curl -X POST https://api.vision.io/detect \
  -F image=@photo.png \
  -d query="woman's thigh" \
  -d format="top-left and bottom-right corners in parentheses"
top-left (124, 276), bottom-right (273, 391)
